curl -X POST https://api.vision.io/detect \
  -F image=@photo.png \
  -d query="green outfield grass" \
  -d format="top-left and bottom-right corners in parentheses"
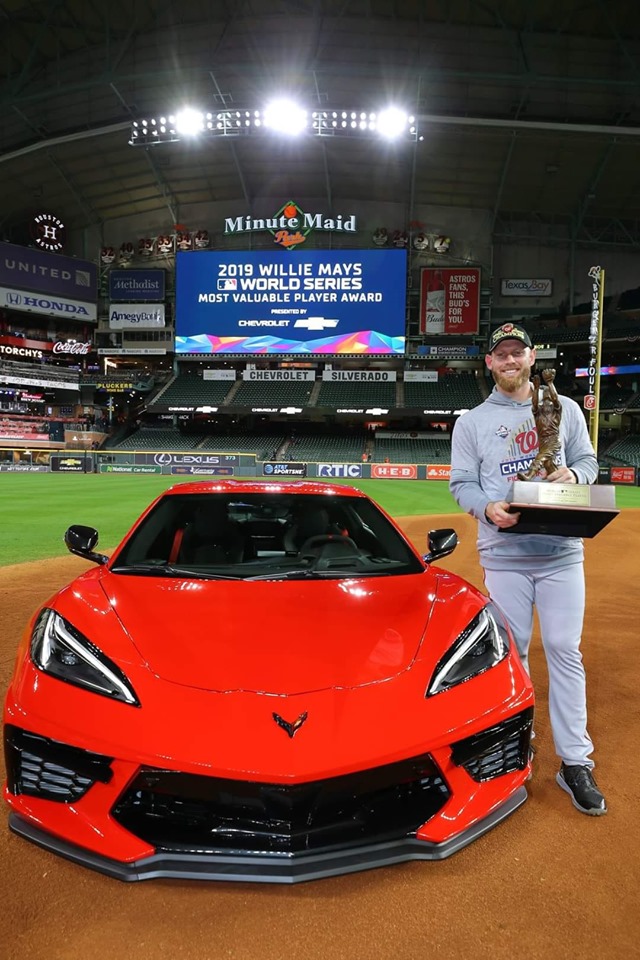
top-left (1, 473), bottom-right (639, 567)
top-left (0, 474), bottom-right (463, 566)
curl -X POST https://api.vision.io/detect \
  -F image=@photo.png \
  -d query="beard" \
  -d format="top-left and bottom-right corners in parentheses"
top-left (492, 365), bottom-right (531, 393)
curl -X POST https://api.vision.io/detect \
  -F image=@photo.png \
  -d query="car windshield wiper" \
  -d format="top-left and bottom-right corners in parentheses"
top-left (245, 569), bottom-right (327, 581)
top-left (109, 562), bottom-right (240, 580)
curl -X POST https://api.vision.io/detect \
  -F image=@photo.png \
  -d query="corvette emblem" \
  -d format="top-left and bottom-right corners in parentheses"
top-left (272, 712), bottom-right (308, 738)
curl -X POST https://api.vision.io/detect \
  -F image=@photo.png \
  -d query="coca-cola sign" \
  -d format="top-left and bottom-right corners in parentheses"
top-left (53, 340), bottom-right (91, 355)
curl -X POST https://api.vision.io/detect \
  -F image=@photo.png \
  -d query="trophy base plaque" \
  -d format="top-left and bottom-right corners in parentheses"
top-left (502, 481), bottom-right (619, 538)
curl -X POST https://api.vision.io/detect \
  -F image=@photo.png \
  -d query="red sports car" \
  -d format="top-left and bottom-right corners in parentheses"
top-left (3, 481), bottom-right (534, 883)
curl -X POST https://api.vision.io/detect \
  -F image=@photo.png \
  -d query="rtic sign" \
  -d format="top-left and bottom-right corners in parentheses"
top-left (317, 464), bottom-right (362, 478)
top-left (371, 464), bottom-right (417, 479)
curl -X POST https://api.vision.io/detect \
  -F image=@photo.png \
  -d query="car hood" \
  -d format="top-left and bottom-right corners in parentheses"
top-left (100, 572), bottom-right (437, 694)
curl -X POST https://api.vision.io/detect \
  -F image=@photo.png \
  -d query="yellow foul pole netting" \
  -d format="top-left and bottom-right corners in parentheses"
top-left (586, 265), bottom-right (605, 457)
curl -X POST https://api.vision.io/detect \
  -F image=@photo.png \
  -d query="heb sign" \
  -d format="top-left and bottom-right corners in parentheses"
top-left (419, 267), bottom-right (480, 336)
top-left (610, 466), bottom-right (636, 485)
top-left (371, 464), bottom-right (417, 479)
top-left (426, 464), bottom-right (451, 480)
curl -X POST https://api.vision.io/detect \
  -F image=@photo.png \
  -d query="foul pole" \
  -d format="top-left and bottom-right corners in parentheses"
top-left (586, 265), bottom-right (605, 456)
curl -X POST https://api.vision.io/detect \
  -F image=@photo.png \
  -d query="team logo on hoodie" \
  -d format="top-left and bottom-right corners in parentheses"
top-left (495, 424), bottom-right (509, 439)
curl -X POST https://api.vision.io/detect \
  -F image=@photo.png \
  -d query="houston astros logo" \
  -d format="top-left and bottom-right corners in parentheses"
top-left (272, 711), bottom-right (308, 738)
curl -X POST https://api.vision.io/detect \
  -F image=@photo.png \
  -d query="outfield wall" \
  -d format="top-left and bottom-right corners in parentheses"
top-left (1, 449), bottom-right (638, 485)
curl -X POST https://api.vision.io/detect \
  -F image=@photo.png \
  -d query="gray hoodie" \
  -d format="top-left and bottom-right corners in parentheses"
top-left (449, 385), bottom-right (598, 570)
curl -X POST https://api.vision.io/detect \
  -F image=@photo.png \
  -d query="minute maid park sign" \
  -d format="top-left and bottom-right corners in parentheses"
top-left (224, 200), bottom-right (356, 250)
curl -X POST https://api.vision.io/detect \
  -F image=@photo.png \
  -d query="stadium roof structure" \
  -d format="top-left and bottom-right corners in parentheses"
top-left (1, 0), bottom-right (640, 249)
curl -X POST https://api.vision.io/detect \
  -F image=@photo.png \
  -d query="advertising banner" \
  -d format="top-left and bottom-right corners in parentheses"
top-left (426, 464), bottom-right (452, 480)
top-left (175, 249), bottom-right (407, 355)
top-left (500, 279), bottom-right (553, 297)
top-left (317, 464), bottom-right (363, 478)
top-left (417, 345), bottom-right (480, 357)
top-left (171, 465), bottom-right (235, 476)
top-left (108, 269), bottom-right (165, 301)
top-left (371, 464), bottom-right (417, 479)
top-left (322, 370), bottom-right (396, 381)
top-left (0, 241), bottom-right (97, 302)
top-left (419, 267), bottom-right (480, 335)
top-left (243, 369), bottom-right (315, 381)
top-left (0, 285), bottom-right (97, 321)
top-left (148, 453), bottom-right (239, 467)
top-left (108, 303), bottom-right (166, 328)
top-left (50, 455), bottom-right (86, 472)
top-left (610, 466), bottom-right (636, 484)
top-left (263, 462), bottom-right (307, 477)
top-left (100, 464), bottom-right (162, 474)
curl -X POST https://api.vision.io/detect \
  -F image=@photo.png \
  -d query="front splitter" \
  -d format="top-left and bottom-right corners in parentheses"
top-left (9, 786), bottom-right (527, 883)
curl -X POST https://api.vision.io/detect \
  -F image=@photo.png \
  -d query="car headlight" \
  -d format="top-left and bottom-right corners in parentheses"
top-left (427, 604), bottom-right (510, 697)
top-left (30, 608), bottom-right (140, 706)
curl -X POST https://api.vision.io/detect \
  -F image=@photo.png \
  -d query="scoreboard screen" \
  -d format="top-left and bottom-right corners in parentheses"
top-left (175, 249), bottom-right (407, 354)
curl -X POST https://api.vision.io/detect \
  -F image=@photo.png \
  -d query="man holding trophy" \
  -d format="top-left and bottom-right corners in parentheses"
top-left (450, 322), bottom-right (607, 816)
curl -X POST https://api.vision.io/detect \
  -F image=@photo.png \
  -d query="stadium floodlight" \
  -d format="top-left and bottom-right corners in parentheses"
top-left (262, 99), bottom-right (308, 136)
top-left (175, 108), bottom-right (205, 136)
top-left (376, 108), bottom-right (411, 139)
top-left (129, 102), bottom-right (417, 145)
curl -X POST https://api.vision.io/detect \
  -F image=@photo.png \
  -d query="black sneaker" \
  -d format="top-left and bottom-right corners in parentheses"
top-left (556, 763), bottom-right (607, 816)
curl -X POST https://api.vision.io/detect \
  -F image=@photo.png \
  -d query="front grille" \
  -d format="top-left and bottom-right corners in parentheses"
top-left (112, 754), bottom-right (450, 854)
top-left (4, 725), bottom-right (113, 803)
top-left (450, 707), bottom-right (534, 782)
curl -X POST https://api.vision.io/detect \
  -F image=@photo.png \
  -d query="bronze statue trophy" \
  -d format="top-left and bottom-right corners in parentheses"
top-left (518, 369), bottom-right (562, 481)
top-left (504, 368), bottom-right (618, 538)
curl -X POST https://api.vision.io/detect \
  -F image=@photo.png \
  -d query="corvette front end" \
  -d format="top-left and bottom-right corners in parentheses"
top-left (3, 481), bottom-right (534, 882)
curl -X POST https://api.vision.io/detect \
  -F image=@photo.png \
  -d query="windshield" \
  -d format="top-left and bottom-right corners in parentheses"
top-left (110, 492), bottom-right (424, 580)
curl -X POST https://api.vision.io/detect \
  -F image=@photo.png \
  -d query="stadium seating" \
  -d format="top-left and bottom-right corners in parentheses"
top-left (403, 374), bottom-right (483, 409)
top-left (198, 433), bottom-right (286, 458)
top-left (371, 437), bottom-right (452, 463)
top-left (229, 381), bottom-right (313, 406)
top-left (601, 435), bottom-right (640, 466)
top-left (151, 374), bottom-right (234, 406)
top-left (109, 428), bottom-right (205, 451)
top-left (315, 380), bottom-right (397, 407)
top-left (287, 433), bottom-right (367, 462)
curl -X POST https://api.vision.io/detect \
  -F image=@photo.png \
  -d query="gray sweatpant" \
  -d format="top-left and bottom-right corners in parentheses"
top-left (483, 563), bottom-right (595, 768)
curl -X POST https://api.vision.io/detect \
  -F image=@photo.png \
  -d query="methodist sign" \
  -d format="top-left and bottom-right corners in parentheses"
top-left (108, 269), bottom-right (165, 301)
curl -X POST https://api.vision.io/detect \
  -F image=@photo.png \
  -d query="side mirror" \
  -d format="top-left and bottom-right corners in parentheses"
top-left (423, 527), bottom-right (458, 564)
top-left (64, 525), bottom-right (109, 565)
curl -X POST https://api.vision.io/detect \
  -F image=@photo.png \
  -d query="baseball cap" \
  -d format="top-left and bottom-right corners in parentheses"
top-left (488, 322), bottom-right (533, 353)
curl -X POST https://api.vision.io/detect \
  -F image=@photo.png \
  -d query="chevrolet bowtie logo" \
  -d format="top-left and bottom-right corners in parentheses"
top-left (272, 712), bottom-right (308, 738)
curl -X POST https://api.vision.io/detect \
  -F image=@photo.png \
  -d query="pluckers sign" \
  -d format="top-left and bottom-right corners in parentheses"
top-left (419, 267), bottom-right (481, 336)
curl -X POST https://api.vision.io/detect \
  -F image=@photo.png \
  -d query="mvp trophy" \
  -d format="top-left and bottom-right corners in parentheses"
top-left (504, 369), bottom-right (619, 538)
